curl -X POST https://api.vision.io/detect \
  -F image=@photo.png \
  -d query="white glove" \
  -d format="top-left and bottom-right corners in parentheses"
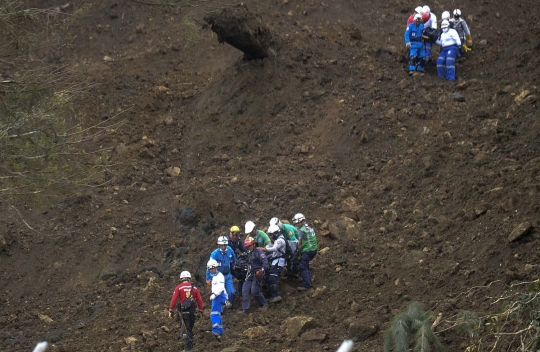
top-left (210, 294), bottom-right (216, 301)
top-left (168, 310), bottom-right (173, 319)
top-left (406, 42), bottom-right (411, 49)
top-left (225, 300), bottom-right (232, 308)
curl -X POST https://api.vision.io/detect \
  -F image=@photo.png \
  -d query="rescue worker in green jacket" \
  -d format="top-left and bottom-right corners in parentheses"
top-left (292, 213), bottom-right (318, 291)
top-left (244, 221), bottom-right (271, 248)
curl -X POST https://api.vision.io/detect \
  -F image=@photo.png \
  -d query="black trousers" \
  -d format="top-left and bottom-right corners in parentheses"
top-left (177, 304), bottom-right (196, 350)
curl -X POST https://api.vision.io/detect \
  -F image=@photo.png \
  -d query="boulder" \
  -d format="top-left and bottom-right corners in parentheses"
top-left (508, 222), bottom-right (532, 242)
top-left (281, 316), bottom-right (318, 337)
top-left (348, 321), bottom-right (379, 341)
top-left (243, 326), bottom-right (267, 339)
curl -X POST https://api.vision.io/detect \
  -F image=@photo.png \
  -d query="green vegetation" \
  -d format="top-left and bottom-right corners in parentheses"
top-left (0, 1), bottom-right (115, 205)
top-left (384, 301), bottom-right (443, 352)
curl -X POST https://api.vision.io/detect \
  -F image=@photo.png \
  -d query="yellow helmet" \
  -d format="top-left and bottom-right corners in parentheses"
top-left (230, 225), bottom-right (240, 233)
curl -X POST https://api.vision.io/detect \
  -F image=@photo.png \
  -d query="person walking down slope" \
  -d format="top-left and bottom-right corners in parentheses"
top-left (207, 259), bottom-right (229, 341)
top-left (244, 221), bottom-right (271, 248)
top-left (404, 14), bottom-right (426, 74)
top-left (206, 236), bottom-right (236, 309)
top-left (239, 237), bottom-right (269, 314)
top-left (435, 20), bottom-right (462, 81)
top-left (293, 213), bottom-right (318, 291)
top-left (168, 271), bottom-right (204, 351)
top-left (228, 225), bottom-right (247, 298)
top-left (260, 224), bottom-right (287, 303)
top-left (452, 9), bottom-right (472, 52)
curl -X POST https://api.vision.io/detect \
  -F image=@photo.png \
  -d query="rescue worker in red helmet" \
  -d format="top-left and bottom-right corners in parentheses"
top-left (238, 237), bottom-right (269, 314)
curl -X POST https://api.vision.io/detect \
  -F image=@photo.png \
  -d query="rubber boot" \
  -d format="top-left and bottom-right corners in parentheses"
top-left (268, 284), bottom-right (282, 303)
top-left (228, 293), bottom-right (235, 309)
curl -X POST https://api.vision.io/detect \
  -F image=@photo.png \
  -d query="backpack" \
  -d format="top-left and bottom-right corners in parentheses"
top-left (180, 285), bottom-right (195, 311)
top-left (284, 239), bottom-right (294, 262)
top-left (235, 253), bottom-right (249, 274)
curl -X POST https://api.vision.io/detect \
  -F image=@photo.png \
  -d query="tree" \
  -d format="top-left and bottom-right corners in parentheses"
top-left (0, 1), bottom-right (119, 205)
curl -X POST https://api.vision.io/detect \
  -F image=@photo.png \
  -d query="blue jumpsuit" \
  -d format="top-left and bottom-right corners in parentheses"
top-left (206, 247), bottom-right (236, 308)
top-left (404, 22), bottom-right (426, 73)
top-left (208, 271), bottom-right (227, 336)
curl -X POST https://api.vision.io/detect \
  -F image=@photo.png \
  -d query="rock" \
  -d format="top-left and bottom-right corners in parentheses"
top-left (38, 314), bottom-right (54, 323)
top-left (479, 39), bottom-right (487, 46)
top-left (311, 286), bottom-right (327, 298)
top-left (508, 222), bottom-right (532, 242)
top-left (348, 321), bottom-right (379, 341)
top-left (319, 230), bottom-right (331, 238)
top-left (281, 316), bottom-right (318, 337)
top-left (319, 247), bottom-right (330, 255)
top-left (124, 336), bottom-right (138, 345)
top-left (243, 326), bottom-right (267, 339)
top-left (139, 148), bottom-right (155, 159)
top-left (163, 116), bottom-right (174, 125)
top-left (341, 196), bottom-right (362, 213)
top-left (447, 93), bottom-right (465, 102)
top-left (103, 55), bottom-right (114, 62)
top-left (301, 328), bottom-right (328, 342)
top-left (174, 208), bottom-right (197, 226)
top-left (164, 166), bottom-right (181, 177)
top-left (514, 90), bottom-right (530, 105)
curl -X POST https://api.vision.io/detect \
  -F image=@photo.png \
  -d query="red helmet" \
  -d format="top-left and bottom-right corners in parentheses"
top-left (421, 13), bottom-right (430, 23)
top-left (244, 237), bottom-right (255, 247)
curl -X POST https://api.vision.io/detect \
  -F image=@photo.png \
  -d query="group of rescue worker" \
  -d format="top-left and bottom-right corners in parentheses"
top-left (404, 5), bottom-right (473, 80)
top-left (168, 213), bottom-right (319, 351)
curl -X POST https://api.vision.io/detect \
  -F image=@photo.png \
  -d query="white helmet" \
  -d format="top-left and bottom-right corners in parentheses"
top-left (269, 217), bottom-right (283, 230)
top-left (414, 13), bottom-right (422, 21)
top-left (217, 236), bottom-right (228, 245)
top-left (268, 224), bottom-right (280, 235)
top-left (292, 213), bottom-right (306, 224)
top-left (207, 258), bottom-right (218, 269)
top-left (441, 11), bottom-right (450, 21)
top-left (414, 6), bottom-right (423, 14)
top-left (180, 271), bottom-right (191, 280)
top-left (441, 20), bottom-right (450, 29)
top-left (453, 9), bottom-right (461, 18)
top-left (422, 5), bottom-right (430, 14)
top-left (245, 221), bottom-right (256, 234)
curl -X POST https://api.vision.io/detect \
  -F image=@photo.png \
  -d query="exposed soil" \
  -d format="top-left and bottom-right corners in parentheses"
top-left (1, 0), bottom-right (539, 351)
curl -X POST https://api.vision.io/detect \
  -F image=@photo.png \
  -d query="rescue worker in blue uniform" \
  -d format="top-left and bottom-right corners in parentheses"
top-left (239, 236), bottom-right (269, 314)
top-left (206, 236), bottom-right (236, 310)
top-left (404, 14), bottom-right (426, 74)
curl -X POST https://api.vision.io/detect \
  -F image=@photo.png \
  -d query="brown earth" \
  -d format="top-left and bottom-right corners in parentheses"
top-left (1, 0), bottom-right (539, 351)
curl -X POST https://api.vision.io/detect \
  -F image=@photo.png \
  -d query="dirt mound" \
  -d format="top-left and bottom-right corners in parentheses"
top-left (1, 0), bottom-right (539, 351)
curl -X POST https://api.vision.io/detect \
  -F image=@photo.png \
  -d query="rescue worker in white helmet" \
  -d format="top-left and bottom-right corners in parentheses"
top-left (452, 9), bottom-right (473, 51)
top-left (406, 6), bottom-right (424, 27)
top-left (404, 14), bottom-right (427, 74)
top-left (292, 213), bottom-right (318, 291)
top-left (168, 271), bottom-right (204, 351)
top-left (206, 236), bottom-right (237, 309)
top-left (421, 5), bottom-right (438, 61)
top-left (260, 224), bottom-right (287, 303)
top-left (435, 19), bottom-right (462, 81)
top-left (207, 259), bottom-right (228, 341)
top-left (244, 220), bottom-right (271, 247)
top-left (270, 217), bottom-right (300, 277)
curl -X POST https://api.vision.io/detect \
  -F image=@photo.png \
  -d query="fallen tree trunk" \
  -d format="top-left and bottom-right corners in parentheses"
top-left (204, 4), bottom-right (276, 60)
